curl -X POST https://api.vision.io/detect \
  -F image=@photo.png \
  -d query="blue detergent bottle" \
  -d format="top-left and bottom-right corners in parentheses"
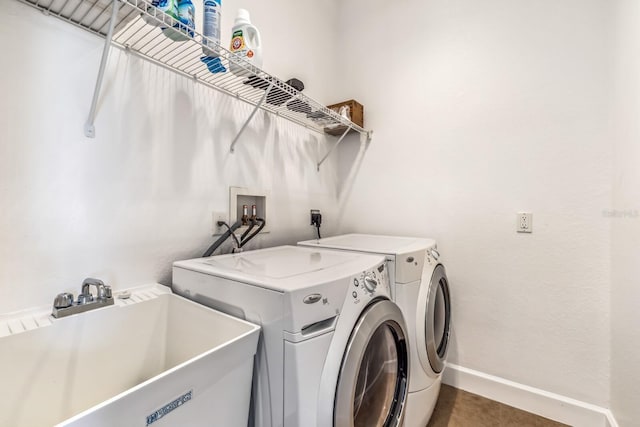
top-left (162, 0), bottom-right (195, 41)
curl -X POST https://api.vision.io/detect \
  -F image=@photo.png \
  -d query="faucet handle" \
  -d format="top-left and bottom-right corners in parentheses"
top-left (98, 285), bottom-right (112, 300)
top-left (53, 292), bottom-right (74, 309)
top-left (77, 293), bottom-right (94, 305)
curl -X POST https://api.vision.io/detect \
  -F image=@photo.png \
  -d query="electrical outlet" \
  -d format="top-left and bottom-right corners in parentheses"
top-left (310, 209), bottom-right (322, 226)
top-left (517, 212), bottom-right (533, 233)
top-left (212, 211), bottom-right (228, 235)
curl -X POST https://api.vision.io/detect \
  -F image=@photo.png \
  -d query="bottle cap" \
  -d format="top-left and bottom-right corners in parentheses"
top-left (235, 9), bottom-right (251, 25)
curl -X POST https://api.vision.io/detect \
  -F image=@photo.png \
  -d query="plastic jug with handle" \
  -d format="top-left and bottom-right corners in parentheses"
top-left (229, 9), bottom-right (262, 76)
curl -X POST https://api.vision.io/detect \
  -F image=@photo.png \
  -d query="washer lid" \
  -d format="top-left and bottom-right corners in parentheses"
top-left (173, 246), bottom-right (385, 293)
top-left (298, 233), bottom-right (435, 256)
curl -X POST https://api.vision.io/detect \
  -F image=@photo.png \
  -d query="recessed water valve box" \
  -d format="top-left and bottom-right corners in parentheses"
top-left (229, 187), bottom-right (270, 235)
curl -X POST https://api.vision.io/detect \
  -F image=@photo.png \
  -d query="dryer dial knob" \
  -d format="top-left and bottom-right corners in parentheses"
top-left (364, 276), bottom-right (378, 293)
top-left (430, 248), bottom-right (440, 260)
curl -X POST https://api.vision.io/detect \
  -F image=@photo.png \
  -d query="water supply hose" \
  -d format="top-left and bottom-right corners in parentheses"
top-left (240, 218), bottom-right (265, 248)
top-left (203, 220), bottom-right (242, 257)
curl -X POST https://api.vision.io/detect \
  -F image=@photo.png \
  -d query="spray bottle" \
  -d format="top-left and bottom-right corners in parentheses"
top-left (203, 0), bottom-right (222, 56)
top-left (200, 0), bottom-right (227, 73)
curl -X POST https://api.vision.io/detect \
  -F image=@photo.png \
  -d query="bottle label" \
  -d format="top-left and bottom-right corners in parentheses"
top-left (156, 0), bottom-right (178, 18)
top-left (230, 29), bottom-right (245, 52)
top-left (177, 0), bottom-right (195, 30)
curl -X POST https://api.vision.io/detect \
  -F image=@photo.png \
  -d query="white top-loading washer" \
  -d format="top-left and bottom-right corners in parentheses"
top-left (298, 234), bottom-right (452, 427)
top-left (172, 246), bottom-right (410, 427)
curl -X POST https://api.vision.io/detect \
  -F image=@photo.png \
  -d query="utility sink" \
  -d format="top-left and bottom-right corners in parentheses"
top-left (0, 284), bottom-right (260, 427)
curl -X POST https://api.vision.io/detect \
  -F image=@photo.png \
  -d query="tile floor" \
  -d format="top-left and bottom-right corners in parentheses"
top-left (426, 385), bottom-right (570, 427)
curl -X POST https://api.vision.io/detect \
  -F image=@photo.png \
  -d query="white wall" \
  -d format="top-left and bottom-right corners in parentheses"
top-left (335, 0), bottom-right (612, 407)
top-left (4, 0), bottom-right (633, 420)
top-left (611, 0), bottom-right (640, 425)
top-left (0, 0), bottom-right (342, 314)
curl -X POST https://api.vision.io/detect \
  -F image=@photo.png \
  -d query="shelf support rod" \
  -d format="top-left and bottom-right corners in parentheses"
top-left (84, 0), bottom-right (120, 138)
top-left (230, 80), bottom-right (274, 153)
top-left (317, 126), bottom-right (351, 171)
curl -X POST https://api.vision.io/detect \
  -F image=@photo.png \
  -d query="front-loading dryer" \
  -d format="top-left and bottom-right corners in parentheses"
top-left (298, 234), bottom-right (452, 427)
top-left (172, 245), bottom-right (409, 427)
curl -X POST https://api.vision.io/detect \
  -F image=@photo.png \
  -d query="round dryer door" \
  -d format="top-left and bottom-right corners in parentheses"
top-left (417, 264), bottom-right (452, 374)
top-left (334, 300), bottom-right (409, 427)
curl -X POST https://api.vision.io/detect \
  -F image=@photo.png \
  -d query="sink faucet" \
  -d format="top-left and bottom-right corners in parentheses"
top-left (52, 277), bottom-right (114, 318)
top-left (79, 278), bottom-right (111, 304)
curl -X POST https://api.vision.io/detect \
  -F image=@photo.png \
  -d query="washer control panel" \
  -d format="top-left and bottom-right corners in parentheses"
top-left (351, 262), bottom-right (390, 303)
top-left (363, 276), bottom-right (378, 292)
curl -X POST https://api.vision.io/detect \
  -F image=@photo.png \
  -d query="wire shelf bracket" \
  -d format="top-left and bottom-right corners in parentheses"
top-left (317, 129), bottom-right (373, 171)
top-left (84, 0), bottom-right (120, 138)
top-left (230, 80), bottom-right (274, 153)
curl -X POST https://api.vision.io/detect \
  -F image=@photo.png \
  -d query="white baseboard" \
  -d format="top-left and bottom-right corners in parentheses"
top-left (442, 363), bottom-right (619, 427)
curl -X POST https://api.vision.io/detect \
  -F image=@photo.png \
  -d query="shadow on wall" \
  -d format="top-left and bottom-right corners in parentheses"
top-left (336, 134), bottom-right (372, 230)
top-left (171, 89), bottom-right (197, 192)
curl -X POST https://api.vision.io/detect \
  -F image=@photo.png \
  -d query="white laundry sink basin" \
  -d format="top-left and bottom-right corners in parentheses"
top-left (0, 285), bottom-right (260, 427)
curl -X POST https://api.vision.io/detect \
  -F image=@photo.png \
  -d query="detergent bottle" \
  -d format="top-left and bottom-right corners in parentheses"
top-left (229, 9), bottom-right (262, 76)
top-left (162, 0), bottom-right (195, 41)
top-left (142, 0), bottom-right (179, 26)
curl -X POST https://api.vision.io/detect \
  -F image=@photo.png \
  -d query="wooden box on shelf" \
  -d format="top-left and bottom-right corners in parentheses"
top-left (323, 99), bottom-right (364, 136)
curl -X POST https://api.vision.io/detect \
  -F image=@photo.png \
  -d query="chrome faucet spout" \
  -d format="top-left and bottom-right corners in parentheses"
top-left (80, 278), bottom-right (107, 302)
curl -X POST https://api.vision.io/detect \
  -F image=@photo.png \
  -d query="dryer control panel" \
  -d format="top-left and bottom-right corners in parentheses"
top-left (394, 249), bottom-right (428, 284)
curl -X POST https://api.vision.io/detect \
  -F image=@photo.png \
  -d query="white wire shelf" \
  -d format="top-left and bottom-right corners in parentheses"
top-left (18, 0), bottom-right (371, 148)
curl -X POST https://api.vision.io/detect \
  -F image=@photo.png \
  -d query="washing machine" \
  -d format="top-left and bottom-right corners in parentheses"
top-left (298, 234), bottom-right (452, 427)
top-left (172, 245), bottom-right (410, 427)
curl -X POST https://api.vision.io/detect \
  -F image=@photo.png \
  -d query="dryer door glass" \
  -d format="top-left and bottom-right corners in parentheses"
top-left (334, 300), bottom-right (409, 427)
top-left (425, 264), bottom-right (451, 373)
